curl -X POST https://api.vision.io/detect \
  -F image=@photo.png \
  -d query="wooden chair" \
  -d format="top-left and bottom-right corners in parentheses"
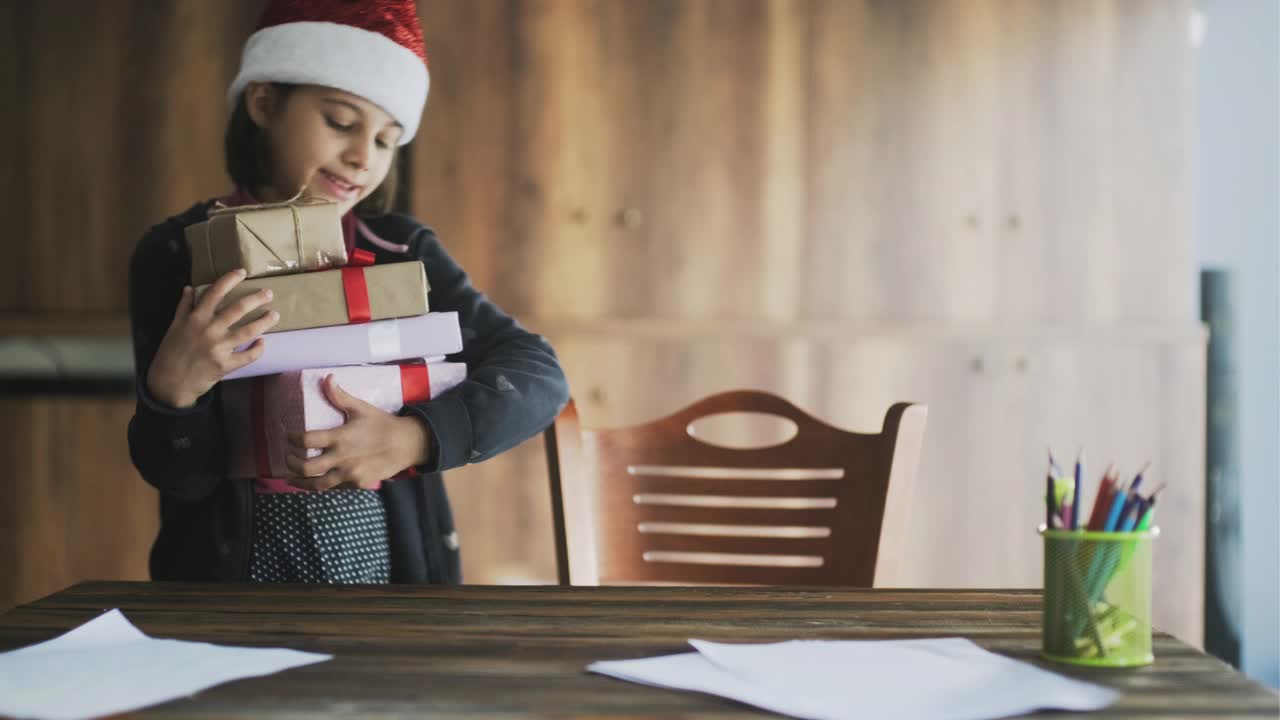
top-left (544, 391), bottom-right (927, 587)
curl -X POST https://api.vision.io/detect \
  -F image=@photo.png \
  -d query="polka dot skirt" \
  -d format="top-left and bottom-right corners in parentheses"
top-left (249, 488), bottom-right (391, 584)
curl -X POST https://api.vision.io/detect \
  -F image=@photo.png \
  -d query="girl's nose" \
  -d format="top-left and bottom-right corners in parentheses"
top-left (343, 139), bottom-right (371, 171)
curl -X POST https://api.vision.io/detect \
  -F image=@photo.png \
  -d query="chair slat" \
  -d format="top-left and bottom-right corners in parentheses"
top-left (636, 533), bottom-right (834, 557)
top-left (618, 475), bottom-right (853, 499)
top-left (618, 505), bottom-right (844, 528)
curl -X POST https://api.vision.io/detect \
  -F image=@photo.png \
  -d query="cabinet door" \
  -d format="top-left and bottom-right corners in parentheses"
top-left (783, 331), bottom-right (1205, 642)
top-left (0, 398), bottom-right (157, 609)
top-left (1015, 335), bottom-right (1206, 644)
top-left (805, 0), bottom-right (1195, 324)
top-left (848, 333), bottom-right (1206, 643)
top-left (414, 0), bottom-right (807, 321)
top-left (2, 3), bottom-right (254, 315)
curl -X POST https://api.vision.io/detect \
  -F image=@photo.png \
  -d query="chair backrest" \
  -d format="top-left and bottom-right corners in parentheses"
top-left (545, 391), bottom-right (927, 587)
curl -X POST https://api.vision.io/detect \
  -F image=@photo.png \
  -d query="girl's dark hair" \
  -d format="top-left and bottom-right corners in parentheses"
top-left (223, 83), bottom-right (399, 217)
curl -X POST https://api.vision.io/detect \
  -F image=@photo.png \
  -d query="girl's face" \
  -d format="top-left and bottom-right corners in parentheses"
top-left (245, 83), bottom-right (402, 215)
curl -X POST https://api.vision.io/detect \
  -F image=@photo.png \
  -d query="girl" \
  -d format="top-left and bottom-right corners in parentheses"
top-left (128, 0), bottom-right (569, 585)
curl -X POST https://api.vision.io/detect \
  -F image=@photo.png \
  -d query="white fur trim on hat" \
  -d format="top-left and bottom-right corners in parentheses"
top-left (227, 21), bottom-right (429, 144)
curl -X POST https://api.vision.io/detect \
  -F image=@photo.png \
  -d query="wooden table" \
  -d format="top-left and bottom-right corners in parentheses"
top-left (1, 582), bottom-right (1274, 718)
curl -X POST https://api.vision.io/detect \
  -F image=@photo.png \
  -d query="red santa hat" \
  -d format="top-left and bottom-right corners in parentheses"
top-left (227, 0), bottom-right (429, 144)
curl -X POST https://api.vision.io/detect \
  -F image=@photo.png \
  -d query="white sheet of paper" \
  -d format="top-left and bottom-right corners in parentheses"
top-left (0, 609), bottom-right (331, 720)
top-left (589, 637), bottom-right (1119, 720)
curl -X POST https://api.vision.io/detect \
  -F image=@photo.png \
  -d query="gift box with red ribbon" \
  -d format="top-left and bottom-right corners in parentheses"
top-left (195, 258), bottom-right (429, 334)
top-left (222, 360), bottom-right (467, 483)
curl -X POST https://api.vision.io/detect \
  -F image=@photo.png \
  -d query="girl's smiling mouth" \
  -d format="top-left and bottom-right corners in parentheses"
top-left (317, 168), bottom-right (361, 199)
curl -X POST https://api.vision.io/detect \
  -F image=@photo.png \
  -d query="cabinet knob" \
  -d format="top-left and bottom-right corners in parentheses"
top-left (617, 208), bottom-right (644, 229)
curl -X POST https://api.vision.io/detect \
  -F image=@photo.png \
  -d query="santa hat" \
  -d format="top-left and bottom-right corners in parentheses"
top-left (227, 0), bottom-right (429, 145)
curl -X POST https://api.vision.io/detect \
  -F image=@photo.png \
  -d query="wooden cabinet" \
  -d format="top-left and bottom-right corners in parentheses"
top-left (415, 0), bottom-right (808, 320)
top-left (0, 398), bottom-right (157, 608)
top-left (804, 0), bottom-right (1196, 325)
top-left (417, 0), bottom-right (1195, 327)
top-left (1, 3), bottom-right (255, 316)
top-left (0, 2), bottom-right (251, 610)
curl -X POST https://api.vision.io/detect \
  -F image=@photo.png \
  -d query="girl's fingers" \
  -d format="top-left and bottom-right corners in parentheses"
top-left (287, 470), bottom-right (343, 493)
top-left (284, 452), bottom-right (310, 478)
top-left (289, 428), bottom-right (339, 452)
top-left (226, 309), bottom-right (279, 347)
top-left (309, 470), bottom-right (346, 492)
top-left (171, 286), bottom-right (194, 324)
top-left (191, 269), bottom-right (248, 319)
top-left (285, 448), bottom-right (340, 478)
top-left (211, 288), bottom-right (274, 334)
top-left (226, 337), bottom-right (266, 371)
top-left (321, 374), bottom-right (375, 417)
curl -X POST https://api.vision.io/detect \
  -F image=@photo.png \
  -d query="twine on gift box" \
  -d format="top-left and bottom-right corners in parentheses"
top-left (205, 183), bottom-right (329, 275)
top-left (208, 183), bottom-right (320, 214)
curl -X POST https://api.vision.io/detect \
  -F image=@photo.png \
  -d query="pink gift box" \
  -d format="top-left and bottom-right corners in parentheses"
top-left (222, 361), bottom-right (467, 488)
top-left (222, 312), bottom-right (463, 380)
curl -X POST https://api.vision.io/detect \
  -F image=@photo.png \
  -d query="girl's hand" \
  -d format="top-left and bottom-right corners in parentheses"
top-left (145, 269), bottom-right (280, 409)
top-left (284, 374), bottom-right (434, 491)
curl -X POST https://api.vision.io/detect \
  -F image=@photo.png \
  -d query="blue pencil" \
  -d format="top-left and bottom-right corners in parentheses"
top-left (1103, 485), bottom-right (1129, 532)
top-left (1118, 493), bottom-right (1150, 533)
top-left (1128, 461), bottom-right (1150, 495)
top-left (1118, 461), bottom-right (1150, 524)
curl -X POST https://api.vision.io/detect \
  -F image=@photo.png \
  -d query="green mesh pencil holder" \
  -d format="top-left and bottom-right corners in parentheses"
top-left (1040, 526), bottom-right (1158, 667)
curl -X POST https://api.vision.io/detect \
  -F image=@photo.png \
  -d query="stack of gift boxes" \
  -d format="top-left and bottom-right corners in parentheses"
top-left (185, 198), bottom-right (464, 481)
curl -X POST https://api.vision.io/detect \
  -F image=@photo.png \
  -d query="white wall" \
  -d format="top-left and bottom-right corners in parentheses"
top-left (1195, 0), bottom-right (1280, 689)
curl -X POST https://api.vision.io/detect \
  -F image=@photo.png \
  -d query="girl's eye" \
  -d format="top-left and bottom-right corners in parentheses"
top-left (325, 117), bottom-right (353, 131)
top-left (375, 138), bottom-right (390, 150)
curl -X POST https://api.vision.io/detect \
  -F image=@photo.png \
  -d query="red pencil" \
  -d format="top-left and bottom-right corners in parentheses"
top-left (1086, 468), bottom-right (1118, 531)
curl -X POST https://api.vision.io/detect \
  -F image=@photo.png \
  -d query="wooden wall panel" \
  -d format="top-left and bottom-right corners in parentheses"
top-left (0, 1), bottom-right (256, 610)
top-left (443, 439), bottom-right (554, 584)
top-left (1021, 336), bottom-right (1207, 642)
top-left (814, 331), bottom-right (1206, 642)
top-left (805, 0), bottom-right (1195, 324)
top-left (417, 0), bottom-right (1194, 326)
top-left (1, 1), bottom-right (257, 318)
top-left (0, 399), bottom-right (156, 609)
top-left (415, 0), bottom-right (808, 320)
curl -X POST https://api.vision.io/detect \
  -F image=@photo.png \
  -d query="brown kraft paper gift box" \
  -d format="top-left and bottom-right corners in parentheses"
top-left (185, 199), bottom-right (347, 285)
top-left (195, 261), bottom-right (430, 334)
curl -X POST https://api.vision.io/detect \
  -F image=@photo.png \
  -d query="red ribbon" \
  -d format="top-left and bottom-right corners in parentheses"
top-left (341, 267), bottom-right (372, 323)
top-left (399, 363), bottom-right (432, 403)
top-left (250, 377), bottom-right (272, 478)
top-left (394, 363), bottom-right (433, 480)
top-left (349, 248), bottom-right (376, 266)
